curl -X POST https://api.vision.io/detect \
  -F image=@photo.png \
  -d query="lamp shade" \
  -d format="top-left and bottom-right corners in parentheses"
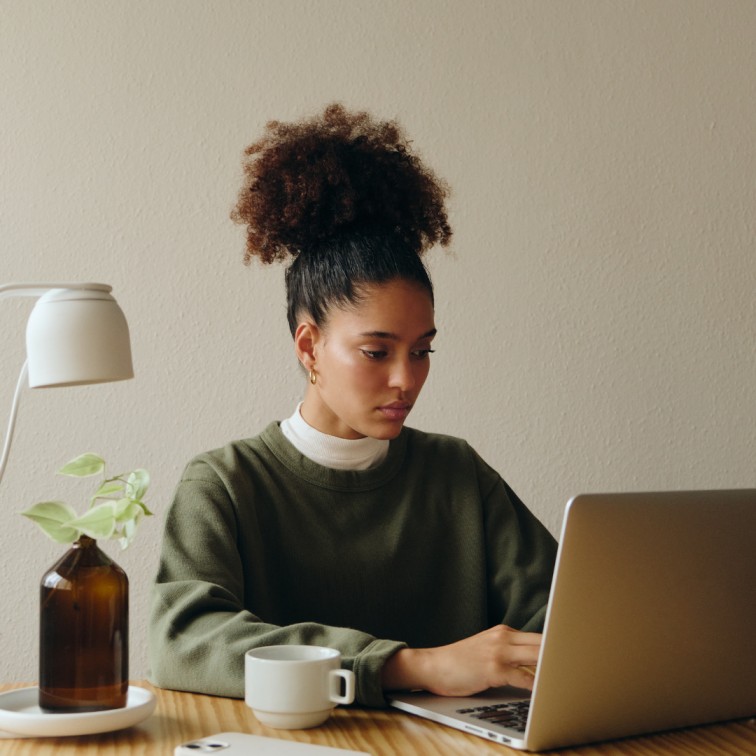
top-left (25, 285), bottom-right (134, 388)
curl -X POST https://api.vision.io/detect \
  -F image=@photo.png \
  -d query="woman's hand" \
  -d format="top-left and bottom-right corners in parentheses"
top-left (381, 625), bottom-right (541, 696)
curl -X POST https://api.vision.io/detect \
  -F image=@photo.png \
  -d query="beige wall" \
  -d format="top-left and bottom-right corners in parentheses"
top-left (1, 0), bottom-right (754, 682)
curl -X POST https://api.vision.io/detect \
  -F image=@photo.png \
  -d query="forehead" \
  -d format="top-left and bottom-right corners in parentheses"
top-left (327, 280), bottom-right (435, 336)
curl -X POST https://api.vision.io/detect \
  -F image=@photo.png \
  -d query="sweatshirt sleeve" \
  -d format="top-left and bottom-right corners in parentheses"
top-left (148, 461), bottom-right (405, 707)
top-left (473, 450), bottom-right (558, 632)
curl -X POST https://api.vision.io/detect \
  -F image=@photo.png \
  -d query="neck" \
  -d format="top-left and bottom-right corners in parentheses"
top-left (280, 403), bottom-right (389, 470)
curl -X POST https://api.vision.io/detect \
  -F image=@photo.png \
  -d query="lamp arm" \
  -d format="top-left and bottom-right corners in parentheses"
top-left (0, 280), bottom-right (133, 486)
top-left (0, 282), bottom-right (112, 483)
top-left (0, 282), bottom-right (112, 301)
top-left (0, 360), bottom-right (29, 485)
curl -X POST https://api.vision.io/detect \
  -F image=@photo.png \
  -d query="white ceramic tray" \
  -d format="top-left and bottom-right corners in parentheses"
top-left (0, 685), bottom-right (156, 737)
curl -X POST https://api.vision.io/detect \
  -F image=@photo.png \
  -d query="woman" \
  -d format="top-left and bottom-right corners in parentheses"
top-left (149, 104), bottom-right (557, 708)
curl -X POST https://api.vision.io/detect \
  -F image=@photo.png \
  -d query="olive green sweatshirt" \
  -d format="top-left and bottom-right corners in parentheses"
top-left (149, 422), bottom-right (557, 707)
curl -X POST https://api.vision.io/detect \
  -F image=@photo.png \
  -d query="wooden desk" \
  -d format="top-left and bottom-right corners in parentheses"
top-left (1, 683), bottom-right (755, 755)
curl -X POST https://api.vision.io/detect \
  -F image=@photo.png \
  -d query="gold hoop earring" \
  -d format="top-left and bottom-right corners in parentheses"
top-left (309, 369), bottom-right (317, 385)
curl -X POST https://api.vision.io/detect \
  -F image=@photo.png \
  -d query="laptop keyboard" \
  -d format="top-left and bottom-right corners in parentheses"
top-left (456, 700), bottom-right (530, 733)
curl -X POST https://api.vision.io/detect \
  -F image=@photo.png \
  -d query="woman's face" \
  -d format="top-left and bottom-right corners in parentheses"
top-left (298, 278), bottom-right (436, 440)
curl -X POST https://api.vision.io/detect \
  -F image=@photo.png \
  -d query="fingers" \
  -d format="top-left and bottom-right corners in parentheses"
top-left (509, 664), bottom-right (537, 691)
top-left (485, 626), bottom-right (541, 687)
top-left (492, 624), bottom-right (542, 644)
top-left (498, 643), bottom-right (540, 668)
top-left (484, 624), bottom-right (541, 651)
top-left (385, 626), bottom-right (543, 698)
top-left (507, 630), bottom-right (543, 646)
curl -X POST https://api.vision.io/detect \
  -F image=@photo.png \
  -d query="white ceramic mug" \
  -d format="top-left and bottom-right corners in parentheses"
top-left (244, 645), bottom-right (355, 729)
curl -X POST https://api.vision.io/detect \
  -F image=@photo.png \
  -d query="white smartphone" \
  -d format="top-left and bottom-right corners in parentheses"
top-left (174, 732), bottom-right (370, 755)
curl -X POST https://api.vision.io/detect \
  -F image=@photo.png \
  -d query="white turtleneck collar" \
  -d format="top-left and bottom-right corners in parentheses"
top-left (280, 403), bottom-right (389, 470)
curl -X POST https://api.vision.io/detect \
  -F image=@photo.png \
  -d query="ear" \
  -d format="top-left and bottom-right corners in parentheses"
top-left (294, 321), bottom-right (321, 370)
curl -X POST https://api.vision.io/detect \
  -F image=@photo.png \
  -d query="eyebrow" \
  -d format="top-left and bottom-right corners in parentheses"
top-left (358, 328), bottom-right (437, 341)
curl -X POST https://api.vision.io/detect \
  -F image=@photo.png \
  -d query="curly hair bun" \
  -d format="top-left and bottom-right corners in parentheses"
top-left (231, 103), bottom-right (452, 265)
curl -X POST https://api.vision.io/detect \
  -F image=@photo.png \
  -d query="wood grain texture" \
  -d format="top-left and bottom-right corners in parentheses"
top-left (1, 683), bottom-right (755, 755)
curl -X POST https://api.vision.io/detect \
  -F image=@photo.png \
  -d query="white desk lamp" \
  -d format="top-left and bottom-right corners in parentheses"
top-left (0, 282), bottom-right (133, 484)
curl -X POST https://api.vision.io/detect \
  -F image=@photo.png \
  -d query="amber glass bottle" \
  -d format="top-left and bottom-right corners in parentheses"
top-left (39, 535), bottom-right (129, 712)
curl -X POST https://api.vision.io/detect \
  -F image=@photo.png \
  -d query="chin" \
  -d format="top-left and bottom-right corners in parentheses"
top-left (368, 422), bottom-right (406, 441)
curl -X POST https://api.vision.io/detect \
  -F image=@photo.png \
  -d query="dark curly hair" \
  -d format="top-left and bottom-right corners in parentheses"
top-left (231, 103), bottom-right (452, 335)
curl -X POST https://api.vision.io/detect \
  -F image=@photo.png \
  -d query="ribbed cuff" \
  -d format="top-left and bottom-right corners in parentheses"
top-left (349, 638), bottom-right (408, 707)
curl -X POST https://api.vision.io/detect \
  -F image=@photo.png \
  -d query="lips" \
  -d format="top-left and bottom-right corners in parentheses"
top-left (378, 402), bottom-right (412, 421)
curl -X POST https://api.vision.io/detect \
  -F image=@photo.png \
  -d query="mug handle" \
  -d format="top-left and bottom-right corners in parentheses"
top-left (328, 669), bottom-right (355, 705)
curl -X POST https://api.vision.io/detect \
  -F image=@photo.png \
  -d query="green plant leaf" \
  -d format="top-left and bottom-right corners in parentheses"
top-left (136, 500), bottom-right (154, 517)
top-left (65, 501), bottom-right (116, 539)
top-left (58, 453), bottom-right (106, 478)
top-left (126, 469), bottom-right (150, 500)
top-left (21, 453), bottom-right (152, 550)
top-left (91, 480), bottom-right (124, 500)
top-left (114, 498), bottom-right (142, 523)
top-left (21, 501), bottom-right (80, 544)
top-left (116, 517), bottom-right (140, 549)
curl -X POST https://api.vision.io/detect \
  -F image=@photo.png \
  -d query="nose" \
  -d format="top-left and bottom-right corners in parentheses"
top-left (388, 356), bottom-right (416, 392)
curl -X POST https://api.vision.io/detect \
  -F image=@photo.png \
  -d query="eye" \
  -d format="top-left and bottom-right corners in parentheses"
top-left (411, 348), bottom-right (435, 360)
top-left (361, 349), bottom-right (387, 360)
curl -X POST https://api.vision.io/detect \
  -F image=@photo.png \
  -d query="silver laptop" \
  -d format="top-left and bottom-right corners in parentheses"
top-left (390, 489), bottom-right (756, 751)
